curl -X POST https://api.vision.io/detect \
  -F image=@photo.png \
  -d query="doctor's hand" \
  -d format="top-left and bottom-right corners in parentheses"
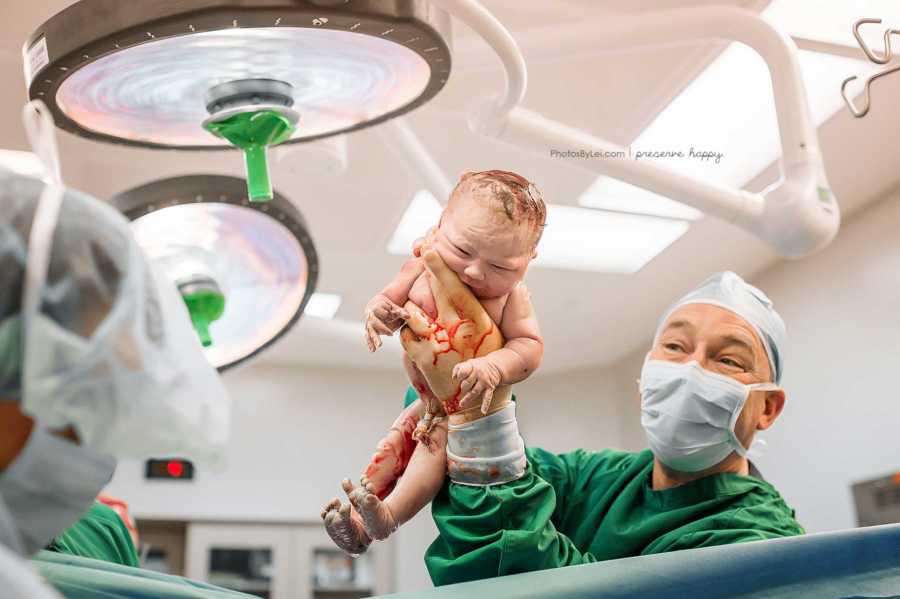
top-left (400, 249), bottom-right (506, 412)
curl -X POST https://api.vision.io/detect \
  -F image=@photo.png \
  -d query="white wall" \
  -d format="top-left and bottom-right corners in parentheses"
top-left (744, 189), bottom-right (900, 533)
top-left (105, 363), bottom-right (410, 522)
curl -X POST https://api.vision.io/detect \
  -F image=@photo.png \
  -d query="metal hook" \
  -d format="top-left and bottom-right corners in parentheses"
top-left (852, 18), bottom-right (900, 64)
top-left (841, 62), bottom-right (900, 118)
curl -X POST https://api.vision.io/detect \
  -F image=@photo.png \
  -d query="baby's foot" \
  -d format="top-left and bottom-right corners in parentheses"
top-left (352, 476), bottom-right (399, 541)
top-left (321, 494), bottom-right (370, 556)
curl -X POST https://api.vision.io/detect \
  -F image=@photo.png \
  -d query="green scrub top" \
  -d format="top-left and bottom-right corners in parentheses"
top-left (48, 500), bottom-right (139, 568)
top-left (404, 387), bottom-right (804, 587)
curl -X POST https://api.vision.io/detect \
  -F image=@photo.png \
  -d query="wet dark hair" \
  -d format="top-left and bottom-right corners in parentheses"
top-left (451, 170), bottom-right (547, 247)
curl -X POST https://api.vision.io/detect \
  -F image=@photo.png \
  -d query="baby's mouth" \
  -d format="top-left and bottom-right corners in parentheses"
top-left (461, 276), bottom-right (482, 290)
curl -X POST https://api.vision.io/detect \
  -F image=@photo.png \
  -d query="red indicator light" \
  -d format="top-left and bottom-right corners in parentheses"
top-left (145, 458), bottom-right (193, 480)
top-left (166, 461), bottom-right (184, 478)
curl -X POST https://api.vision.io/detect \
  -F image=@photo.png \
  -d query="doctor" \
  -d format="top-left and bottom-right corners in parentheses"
top-left (397, 262), bottom-right (804, 586)
top-left (0, 164), bottom-right (231, 596)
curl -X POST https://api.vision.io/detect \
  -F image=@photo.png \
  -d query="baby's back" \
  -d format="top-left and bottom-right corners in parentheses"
top-left (408, 270), bottom-right (509, 326)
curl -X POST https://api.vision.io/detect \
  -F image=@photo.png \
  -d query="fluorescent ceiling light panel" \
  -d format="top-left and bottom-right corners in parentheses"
top-left (536, 205), bottom-right (689, 273)
top-left (632, 45), bottom-right (882, 188)
top-left (0, 149), bottom-right (46, 179)
top-left (387, 191), bottom-right (689, 273)
top-left (764, 0), bottom-right (900, 49)
top-left (387, 189), bottom-right (442, 255)
top-left (304, 292), bottom-right (342, 320)
top-left (578, 176), bottom-right (703, 221)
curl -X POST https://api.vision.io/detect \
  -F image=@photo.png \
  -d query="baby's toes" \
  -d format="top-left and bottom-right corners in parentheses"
top-left (348, 486), bottom-right (368, 509)
top-left (321, 498), bottom-right (340, 519)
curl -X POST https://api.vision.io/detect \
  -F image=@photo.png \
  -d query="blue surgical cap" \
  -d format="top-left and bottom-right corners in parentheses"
top-left (654, 271), bottom-right (786, 384)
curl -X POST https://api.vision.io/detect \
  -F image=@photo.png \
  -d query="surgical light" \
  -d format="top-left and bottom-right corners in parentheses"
top-left (110, 175), bottom-right (318, 371)
top-left (24, 0), bottom-right (452, 199)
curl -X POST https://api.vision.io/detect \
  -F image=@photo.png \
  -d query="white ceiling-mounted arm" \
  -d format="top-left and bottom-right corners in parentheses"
top-left (428, 0), bottom-right (527, 120)
top-left (430, 2), bottom-right (840, 258)
top-left (378, 118), bottom-right (454, 203)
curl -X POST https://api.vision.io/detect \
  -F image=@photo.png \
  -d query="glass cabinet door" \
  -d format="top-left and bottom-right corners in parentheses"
top-left (186, 523), bottom-right (295, 598)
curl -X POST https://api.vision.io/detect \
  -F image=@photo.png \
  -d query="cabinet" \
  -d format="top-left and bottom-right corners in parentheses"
top-left (183, 521), bottom-right (393, 598)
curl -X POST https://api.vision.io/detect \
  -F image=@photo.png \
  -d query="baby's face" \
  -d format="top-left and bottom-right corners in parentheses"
top-left (431, 192), bottom-right (536, 299)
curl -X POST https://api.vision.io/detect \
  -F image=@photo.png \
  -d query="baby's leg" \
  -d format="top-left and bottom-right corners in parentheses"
top-left (323, 399), bottom-right (425, 555)
top-left (354, 419), bottom-right (448, 541)
top-left (361, 398), bottom-right (421, 499)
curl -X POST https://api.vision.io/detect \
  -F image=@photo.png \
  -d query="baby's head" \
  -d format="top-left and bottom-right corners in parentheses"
top-left (433, 170), bottom-right (546, 299)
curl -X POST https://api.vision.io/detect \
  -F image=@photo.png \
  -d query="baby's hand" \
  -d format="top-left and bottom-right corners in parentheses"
top-left (453, 357), bottom-right (502, 415)
top-left (364, 294), bottom-right (410, 352)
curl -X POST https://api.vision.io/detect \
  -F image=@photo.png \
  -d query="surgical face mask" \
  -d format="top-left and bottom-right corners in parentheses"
top-left (639, 359), bottom-right (779, 473)
top-left (0, 427), bottom-right (115, 555)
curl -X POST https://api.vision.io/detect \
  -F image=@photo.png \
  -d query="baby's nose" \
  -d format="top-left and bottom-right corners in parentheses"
top-left (464, 263), bottom-right (485, 280)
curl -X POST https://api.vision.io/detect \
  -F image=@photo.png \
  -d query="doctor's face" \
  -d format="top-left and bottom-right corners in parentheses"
top-left (650, 303), bottom-right (772, 383)
top-left (649, 303), bottom-right (783, 447)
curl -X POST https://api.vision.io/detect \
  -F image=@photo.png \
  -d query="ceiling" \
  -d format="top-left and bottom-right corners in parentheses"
top-left (2, 1), bottom-right (900, 375)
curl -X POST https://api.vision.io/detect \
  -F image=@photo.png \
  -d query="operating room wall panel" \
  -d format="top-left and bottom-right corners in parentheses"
top-left (516, 365), bottom-right (641, 453)
top-left (749, 190), bottom-right (900, 533)
top-left (103, 363), bottom-right (410, 521)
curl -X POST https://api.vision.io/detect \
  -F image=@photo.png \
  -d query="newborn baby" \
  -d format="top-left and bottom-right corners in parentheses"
top-left (322, 170), bottom-right (546, 554)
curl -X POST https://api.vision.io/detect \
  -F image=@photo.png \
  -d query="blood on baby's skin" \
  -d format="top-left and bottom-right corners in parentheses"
top-left (472, 324), bottom-right (494, 358)
top-left (412, 315), bottom-right (498, 412)
top-left (444, 386), bottom-right (462, 414)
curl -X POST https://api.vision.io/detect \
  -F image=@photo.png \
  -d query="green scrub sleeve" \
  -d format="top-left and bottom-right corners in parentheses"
top-left (48, 500), bottom-right (139, 567)
top-left (425, 447), bottom-right (597, 586)
top-left (403, 386), bottom-right (419, 409)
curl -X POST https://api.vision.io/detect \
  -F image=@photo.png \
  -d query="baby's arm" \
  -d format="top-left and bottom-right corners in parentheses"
top-left (365, 258), bottom-right (425, 351)
top-left (453, 283), bottom-right (543, 412)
